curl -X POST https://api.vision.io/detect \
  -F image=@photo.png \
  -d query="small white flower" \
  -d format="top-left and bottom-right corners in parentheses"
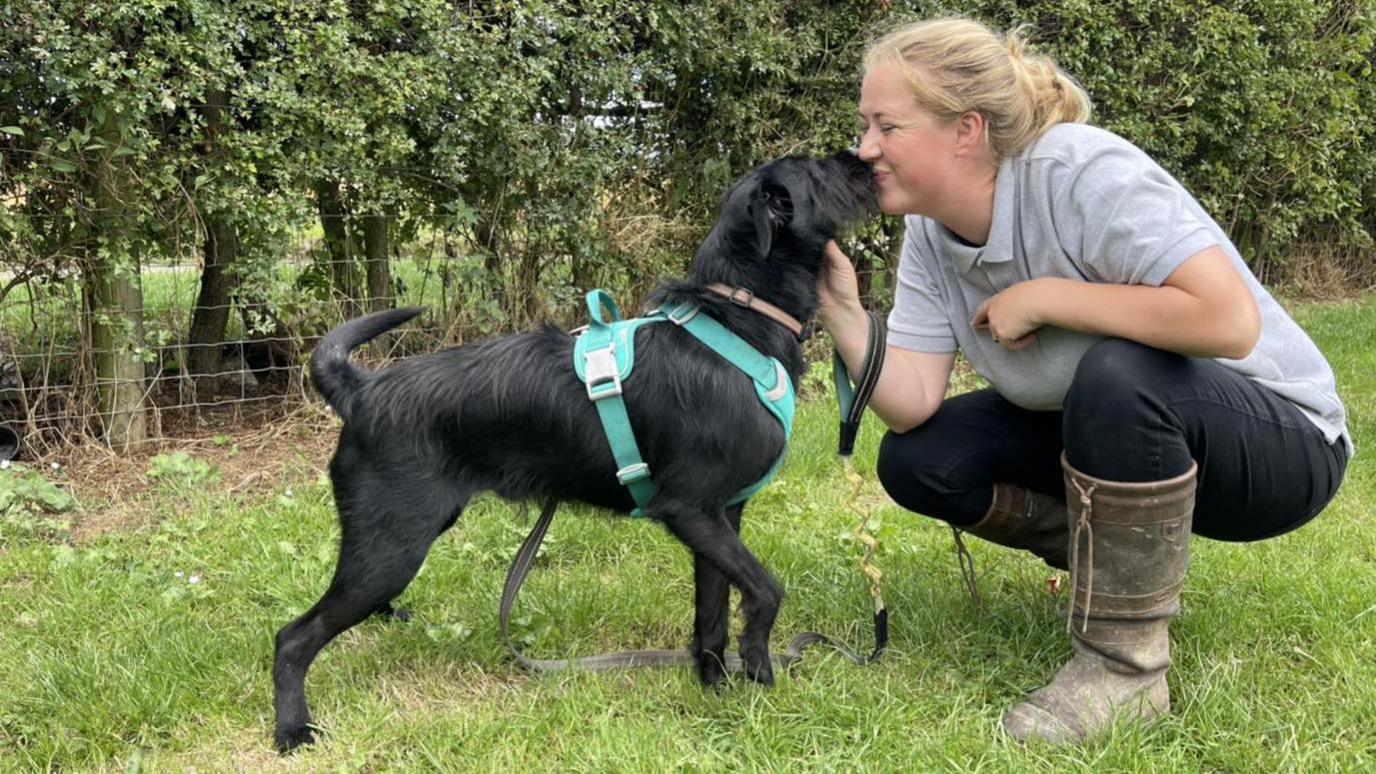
top-left (1, 460), bottom-right (9, 470)
top-left (50, 462), bottom-right (60, 470)
top-left (189, 575), bottom-right (201, 584)
top-left (174, 571), bottom-right (184, 578)
top-left (284, 489), bottom-right (293, 497)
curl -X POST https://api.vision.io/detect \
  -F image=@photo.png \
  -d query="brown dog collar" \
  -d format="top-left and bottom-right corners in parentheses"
top-left (704, 283), bottom-right (805, 340)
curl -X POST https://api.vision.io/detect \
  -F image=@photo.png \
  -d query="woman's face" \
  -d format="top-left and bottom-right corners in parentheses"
top-left (857, 63), bottom-right (961, 216)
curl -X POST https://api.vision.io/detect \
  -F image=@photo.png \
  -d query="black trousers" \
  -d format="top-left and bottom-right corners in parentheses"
top-left (876, 339), bottom-right (1349, 541)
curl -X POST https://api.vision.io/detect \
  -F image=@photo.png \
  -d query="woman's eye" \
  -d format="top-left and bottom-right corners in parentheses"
top-left (880, 124), bottom-right (896, 134)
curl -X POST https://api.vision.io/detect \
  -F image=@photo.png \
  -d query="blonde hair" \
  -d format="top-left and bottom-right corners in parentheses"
top-left (865, 17), bottom-right (1092, 161)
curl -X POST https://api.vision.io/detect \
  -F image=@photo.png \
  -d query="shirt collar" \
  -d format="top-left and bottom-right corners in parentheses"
top-left (937, 158), bottom-right (1016, 276)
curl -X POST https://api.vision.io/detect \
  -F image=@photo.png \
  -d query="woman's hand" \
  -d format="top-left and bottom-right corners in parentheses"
top-left (970, 279), bottom-right (1055, 350)
top-left (818, 240), bottom-right (864, 327)
top-left (819, 240), bottom-right (956, 433)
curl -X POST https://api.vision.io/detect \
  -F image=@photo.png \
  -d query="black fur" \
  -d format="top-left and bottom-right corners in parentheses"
top-left (272, 152), bottom-right (875, 752)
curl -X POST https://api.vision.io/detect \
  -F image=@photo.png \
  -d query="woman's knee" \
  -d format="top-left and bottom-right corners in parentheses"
top-left (876, 428), bottom-right (989, 524)
top-left (1063, 339), bottom-right (1191, 480)
top-left (1067, 340), bottom-right (1168, 406)
top-left (876, 429), bottom-right (929, 502)
top-left (876, 428), bottom-right (949, 515)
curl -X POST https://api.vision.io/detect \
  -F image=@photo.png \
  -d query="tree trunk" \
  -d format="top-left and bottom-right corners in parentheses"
top-left (88, 268), bottom-right (147, 451)
top-left (87, 112), bottom-right (147, 451)
top-left (475, 211), bottom-right (507, 315)
top-left (363, 214), bottom-right (391, 312)
top-left (516, 249), bottom-right (542, 326)
top-left (188, 213), bottom-right (239, 387)
top-left (316, 179), bottom-right (360, 317)
top-left (187, 88), bottom-right (239, 390)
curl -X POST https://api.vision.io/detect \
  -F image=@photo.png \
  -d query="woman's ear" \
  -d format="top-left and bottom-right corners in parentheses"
top-left (953, 111), bottom-right (986, 157)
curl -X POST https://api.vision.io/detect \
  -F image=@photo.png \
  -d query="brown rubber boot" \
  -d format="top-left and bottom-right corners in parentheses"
top-left (1002, 454), bottom-right (1197, 744)
top-left (962, 483), bottom-right (1070, 570)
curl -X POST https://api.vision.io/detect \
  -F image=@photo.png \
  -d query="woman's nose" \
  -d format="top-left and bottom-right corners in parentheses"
top-left (856, 128), bottom-right (880, 162)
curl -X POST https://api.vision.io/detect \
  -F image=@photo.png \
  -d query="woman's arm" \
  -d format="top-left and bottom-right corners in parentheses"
top-left (821, 242), bottom-right (955, 433)
top-left (971, 246), bottom-right (1261, 360)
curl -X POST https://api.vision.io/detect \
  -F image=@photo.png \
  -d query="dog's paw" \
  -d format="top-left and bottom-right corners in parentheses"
top-left (374, 603), bottom-right (412, 622)
top-left (742, 651), bottom-right (775, 687)
top-left (275, 723), bottom-right (319, 754)
top-left (696, 652), bottom-right (729, 687)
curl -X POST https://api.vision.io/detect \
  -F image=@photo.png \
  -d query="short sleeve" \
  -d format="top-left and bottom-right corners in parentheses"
top-left (1049, 142), bottom-right (1218, 287)
top-left (886, 220), bottom-right (958, 353)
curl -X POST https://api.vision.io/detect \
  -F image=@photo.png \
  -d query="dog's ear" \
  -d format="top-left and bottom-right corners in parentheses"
top-left (749, 182), bottom-right (792, 258)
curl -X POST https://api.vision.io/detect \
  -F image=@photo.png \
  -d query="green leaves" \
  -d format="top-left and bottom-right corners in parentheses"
top-left (146, 451), bottom-right (220, 488)
top-left (2, 0), bottom-right (1374, 358)
top-left (0, 464), bottom-right (75, 516)
top-left (0, 464), bottom-right (75, 541)
top-left (1012, 0), bottom-right (1376, 262)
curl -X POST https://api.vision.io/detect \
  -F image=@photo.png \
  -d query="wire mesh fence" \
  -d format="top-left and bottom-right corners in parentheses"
top-left (0, 218), bottom-right (582, 458)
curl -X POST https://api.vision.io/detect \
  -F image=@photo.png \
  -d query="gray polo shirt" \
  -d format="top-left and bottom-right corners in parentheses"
top-left (888, 122), bottom-right (1352, 454)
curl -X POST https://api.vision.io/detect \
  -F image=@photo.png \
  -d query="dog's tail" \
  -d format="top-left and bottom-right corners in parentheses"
top-left (310, 306), bottom-right (425, 419)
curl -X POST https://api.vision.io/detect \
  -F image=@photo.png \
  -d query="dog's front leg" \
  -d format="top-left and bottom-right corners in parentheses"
top-left (658, 500), bottom-right (782, 686)
top-left (689, 503), bottom-right (743, 686)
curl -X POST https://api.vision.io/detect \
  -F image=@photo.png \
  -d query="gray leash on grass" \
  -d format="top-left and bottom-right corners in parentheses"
top-left (500, 312), bottom-right (888, 672)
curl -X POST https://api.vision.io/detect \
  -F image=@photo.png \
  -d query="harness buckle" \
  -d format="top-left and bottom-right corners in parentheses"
top-left (664, 302), bottom-right (699, 326)
top-left (616, 462), bottom-right (651, 485)
top-left (583, 344), bottom-right (622, 401)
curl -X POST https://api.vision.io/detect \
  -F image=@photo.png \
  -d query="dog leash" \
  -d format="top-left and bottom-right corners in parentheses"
top-left (498, 308), bottom-right (890, 673)
top-left (831, 308), bottom-right (889, 663)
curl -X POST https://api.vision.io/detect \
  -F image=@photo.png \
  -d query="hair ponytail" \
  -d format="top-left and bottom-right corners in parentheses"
top-left (1004, 26), bottom-right (1092, 139)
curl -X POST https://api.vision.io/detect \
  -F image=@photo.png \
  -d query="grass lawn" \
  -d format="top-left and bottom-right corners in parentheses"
top-left (0, 295), bottom-right (1372, 771)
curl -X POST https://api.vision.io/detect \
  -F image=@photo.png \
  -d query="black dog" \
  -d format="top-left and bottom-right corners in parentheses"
top-left (272, 152), bottom-right (875, 752)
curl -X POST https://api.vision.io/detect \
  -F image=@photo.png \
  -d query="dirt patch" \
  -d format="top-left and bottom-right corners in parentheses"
top-left (48, 404), bottom-right (340, 543)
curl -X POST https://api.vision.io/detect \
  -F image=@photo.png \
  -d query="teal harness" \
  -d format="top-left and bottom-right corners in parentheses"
top-left (572, 289), bottom-right (796, 516)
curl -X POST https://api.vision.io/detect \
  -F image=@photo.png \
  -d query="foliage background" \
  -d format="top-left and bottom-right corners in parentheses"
top-left (1, 0), bottom-right (1374, 448)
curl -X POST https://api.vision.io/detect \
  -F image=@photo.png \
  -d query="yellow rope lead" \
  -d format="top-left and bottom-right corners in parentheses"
top-left (844, 455), bottom-right (884, 614)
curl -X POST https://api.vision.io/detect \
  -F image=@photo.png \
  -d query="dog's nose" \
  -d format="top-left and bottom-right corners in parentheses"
top-left (831, 149), bottom-right (874, 179)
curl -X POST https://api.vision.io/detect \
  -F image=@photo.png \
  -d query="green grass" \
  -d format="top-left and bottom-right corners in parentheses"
top-left (1, 296), bottom-right (1374, 771)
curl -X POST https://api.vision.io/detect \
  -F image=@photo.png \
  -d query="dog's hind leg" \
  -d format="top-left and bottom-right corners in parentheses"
top-left (273, 488), bottom-right (468, 753)
top-left (657, 500), bottom-right (782, 686)
top-left (689, 503), bottom-right (743, 687)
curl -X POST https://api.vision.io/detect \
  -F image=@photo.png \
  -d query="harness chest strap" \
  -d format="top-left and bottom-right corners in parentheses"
top-left (573, 289), bottom-right (795, 515)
